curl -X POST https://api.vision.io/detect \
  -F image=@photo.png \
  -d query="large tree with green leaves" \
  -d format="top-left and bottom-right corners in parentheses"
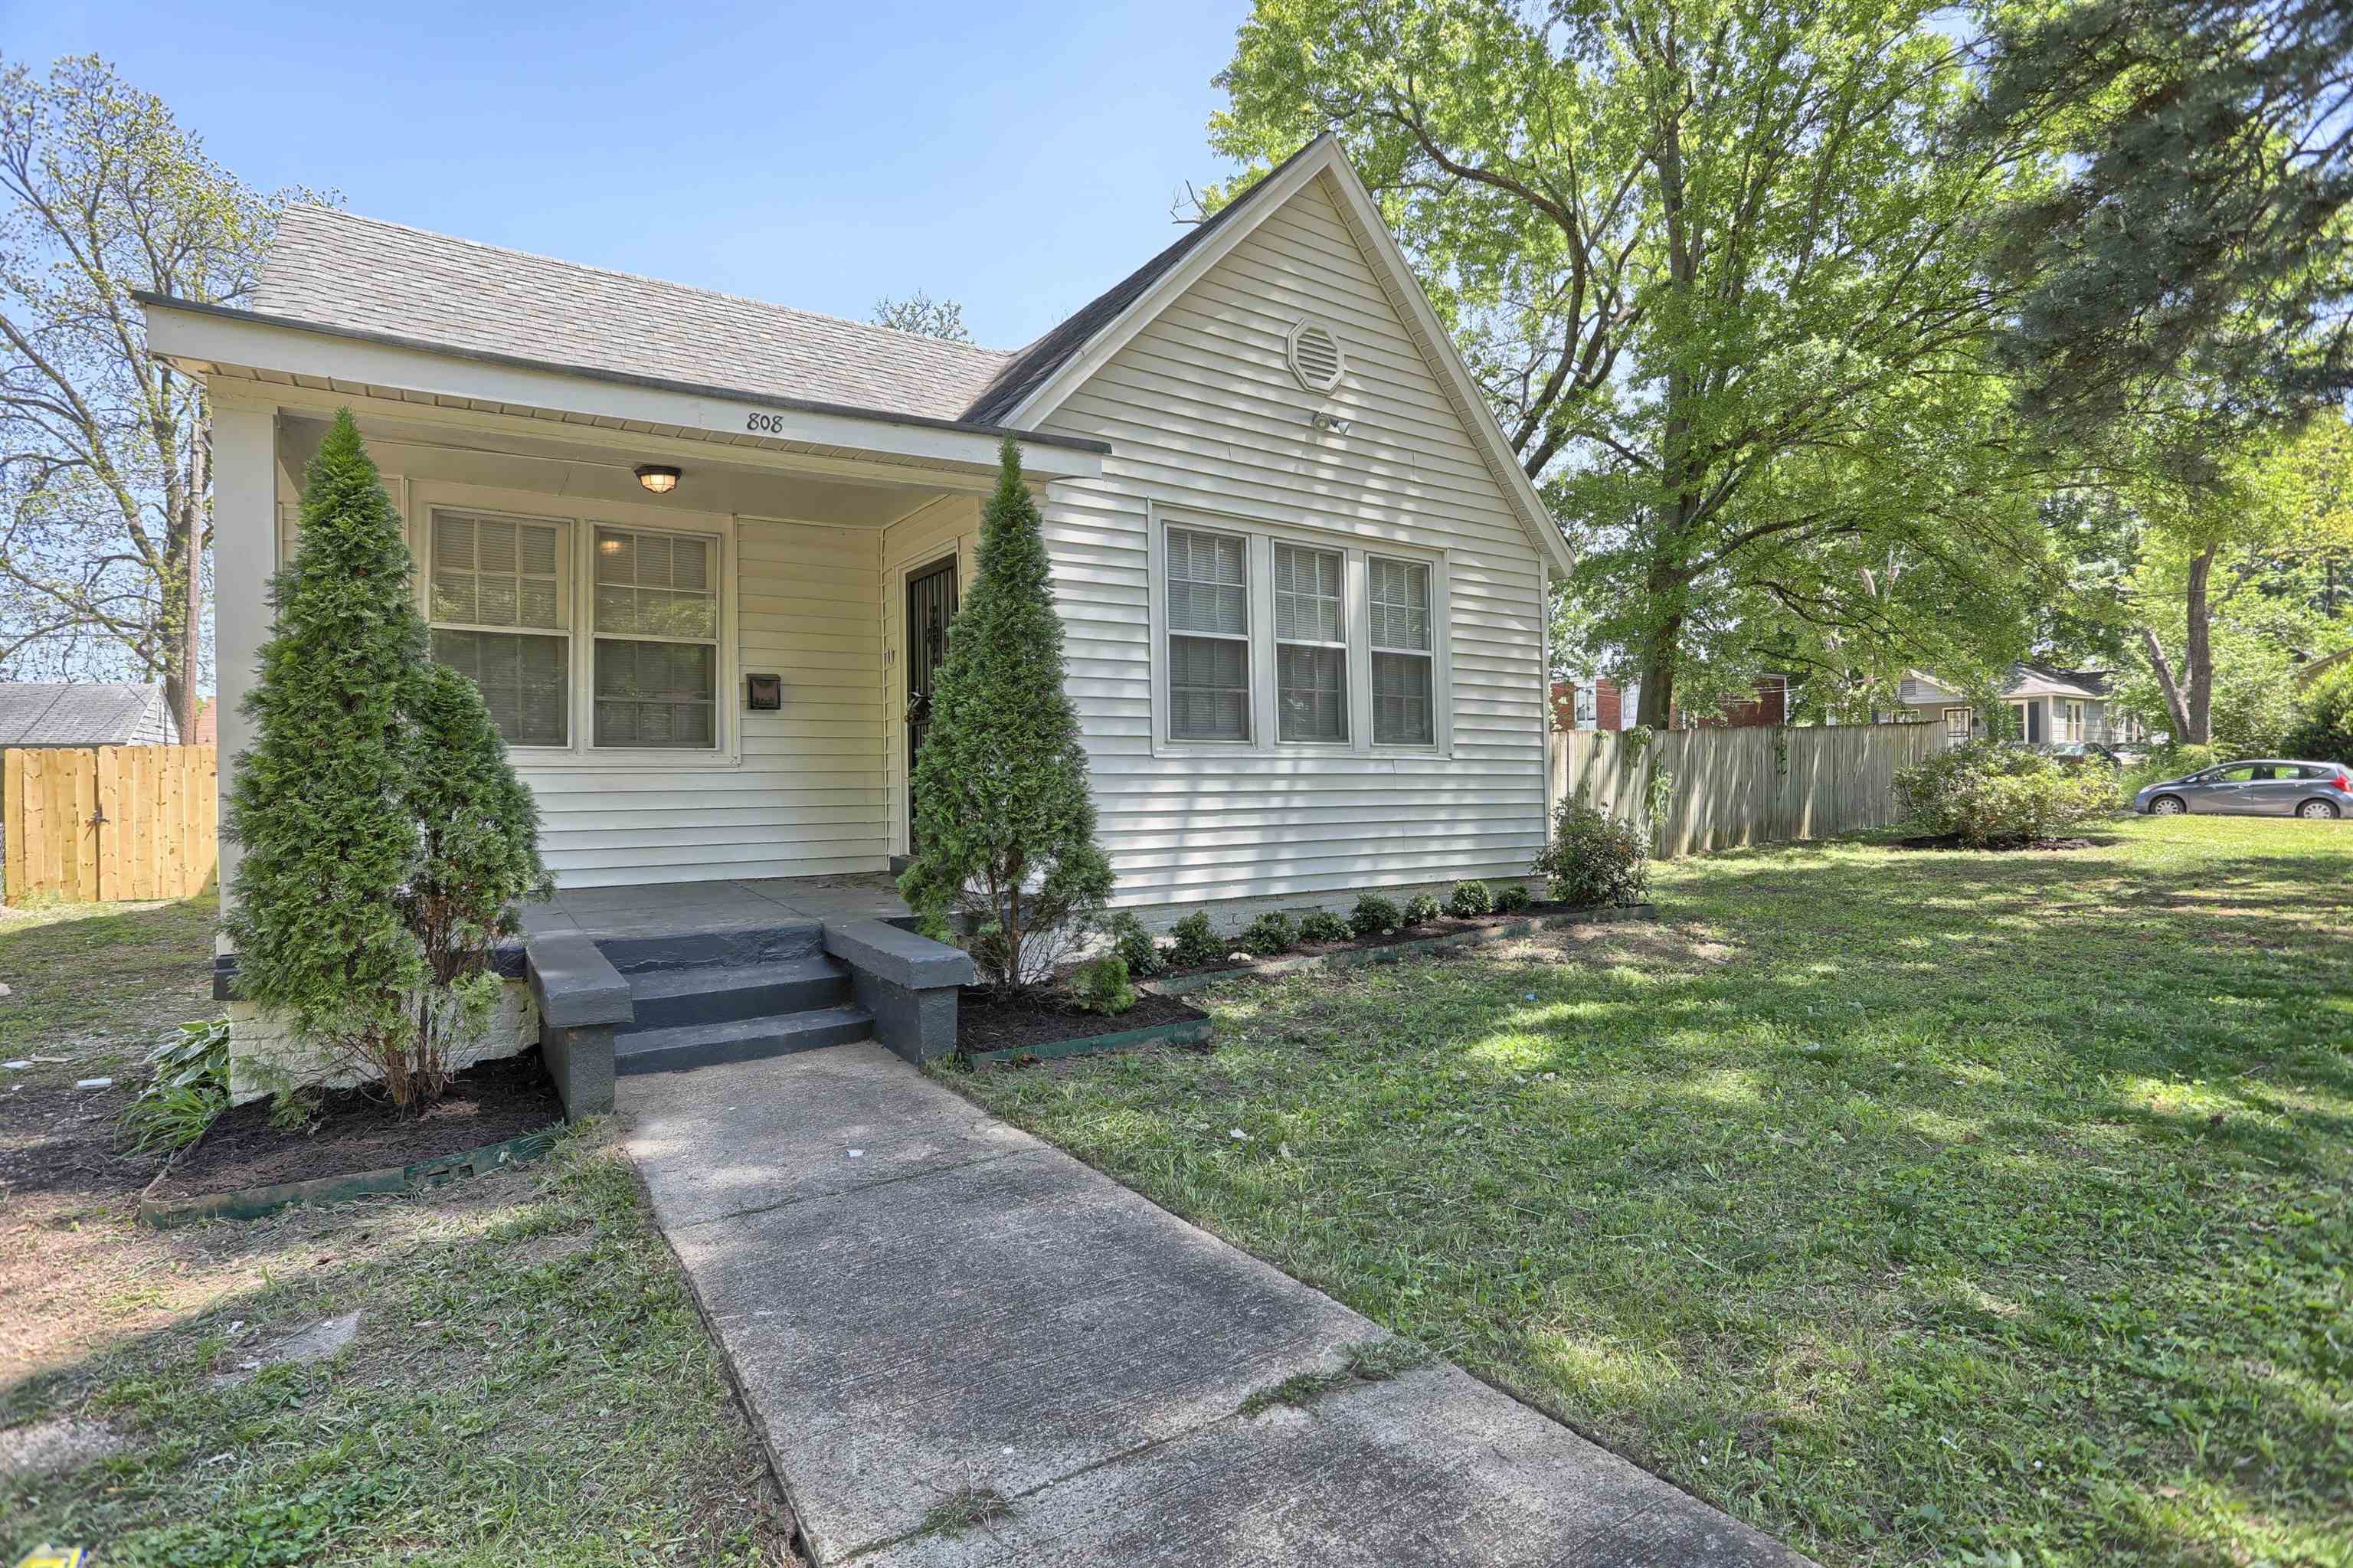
top-left (898, 440), bottom-right (1112, 991)
top-left (1967, 0), bottom-right (2353, 451)
top-left (0, 54), bottom-right (319, 735)
top-left (1213, 0), bottom-right (2063, 724)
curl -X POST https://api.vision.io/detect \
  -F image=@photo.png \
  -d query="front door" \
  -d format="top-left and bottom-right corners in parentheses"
top-left (904, 555), bottom-right (959, 853)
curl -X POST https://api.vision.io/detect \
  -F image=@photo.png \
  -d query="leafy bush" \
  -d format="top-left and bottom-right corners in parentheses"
top-left (1893, 740), bottom-right (2119, 846)
top-left (1167, 911), bottom-right (1223, 969)
top-left (2283, 662), bottom-right (2353, 764)
top-left (1239, 912), bottom-right (1297, 954)
top-left (1104, 911), bottom-right (1162, 977)
top-left (118, 1017), bottom-right (231, 1152)
top-left (1402, 892), bottom-right (1442, 925)
top-left (1531, 800), bottom-right (1651, 906)
top-left (1298, 909), bottom-right (1349, 944)
top-left (1068, 954), bottom-right (1137, 1016)
top-left (1348, 895), bottom-right (1401, 938)
top-left (1492, 883), bottom-right (1532, 913)
top-left (899, 440), bottom-right (1113, 989)
top-left (1445, 880), bottom-right (1494, 918)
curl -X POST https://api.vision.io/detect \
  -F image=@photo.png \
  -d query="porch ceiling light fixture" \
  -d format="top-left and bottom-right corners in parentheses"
top-left (635, 464), bottom-right (681, 495)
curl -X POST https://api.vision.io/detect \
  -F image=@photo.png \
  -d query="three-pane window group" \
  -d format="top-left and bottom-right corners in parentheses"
top-left (1166, 524), bottom-right (1435, 748)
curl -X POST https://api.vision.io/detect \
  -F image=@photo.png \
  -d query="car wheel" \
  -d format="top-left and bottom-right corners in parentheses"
top-left (2149, 794), bottom-right (2187, 816)
top-left (2296, 799), bottom-right (2342, 820)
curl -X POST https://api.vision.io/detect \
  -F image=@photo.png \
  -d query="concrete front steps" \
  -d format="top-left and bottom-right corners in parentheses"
top-left (605, 924), bottom-right (873, 1076)
top-left (527, 915), bottom-right (974, 1116)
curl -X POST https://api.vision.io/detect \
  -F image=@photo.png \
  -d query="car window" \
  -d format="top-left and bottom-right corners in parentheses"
top-left (2214, 766), bottom-right (2260, 782)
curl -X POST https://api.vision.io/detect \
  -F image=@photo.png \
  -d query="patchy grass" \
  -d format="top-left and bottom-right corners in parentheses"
top-left (1235, 1337), bottom-right (1431, 1416)
top-left (2, 890), bottom-right (797, 1566)
top-left (918, 1485), bottom-right (1012, 1537)
top-left (4, 1127), bottom-right (796, 1566)
top-left (942, 815), bottom-right (2353, 1568)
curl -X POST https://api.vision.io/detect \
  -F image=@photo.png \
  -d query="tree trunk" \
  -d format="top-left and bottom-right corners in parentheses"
top-left (1635, 77), bottom-right (1699, 735)
top-left (2181, 544), bottom-right (2214, 745)
top-left (2137, 626), bottom-right (2193, 740)
top-left (1635, 607), bottom-right (1683, 728)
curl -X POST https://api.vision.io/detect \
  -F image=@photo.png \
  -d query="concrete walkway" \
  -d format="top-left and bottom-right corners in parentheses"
top-left (621, 1044), bottom-right (1809, 1566)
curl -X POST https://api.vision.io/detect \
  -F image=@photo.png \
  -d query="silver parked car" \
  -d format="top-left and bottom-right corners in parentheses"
top-left (2133, 759), bottom-right (2353, 820)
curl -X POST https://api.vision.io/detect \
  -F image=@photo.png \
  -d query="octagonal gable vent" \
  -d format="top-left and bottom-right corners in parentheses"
top-left (1287, 319), bottom-right (1345, 393)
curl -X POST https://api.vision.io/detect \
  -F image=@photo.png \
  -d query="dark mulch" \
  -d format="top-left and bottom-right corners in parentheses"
top-left (1156, 900), bottom-right (1617, 979)
top-left (0, 1081), bottom-right (167, 1203)
top-left (1893, 833), bottom-right (2108, 853)
top-left (150, 1051), bottom-right (562, 1201)
top-left (957, 987), bottom-right (1206, 1055)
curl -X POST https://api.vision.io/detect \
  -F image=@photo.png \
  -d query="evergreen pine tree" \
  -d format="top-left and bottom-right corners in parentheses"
top-left (399, 663), bottom-right (552, 1101)
top-left (898, 439), bottom-right (1113, 988)
top-left (224, 409), bottom-right (426, 1094)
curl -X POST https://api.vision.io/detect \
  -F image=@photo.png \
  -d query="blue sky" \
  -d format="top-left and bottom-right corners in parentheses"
top-left (2, 0), bottom-right (1256, 346)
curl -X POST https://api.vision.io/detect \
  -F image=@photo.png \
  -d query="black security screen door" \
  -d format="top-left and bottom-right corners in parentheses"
top-left (905, 556), bottom-right (958, 853)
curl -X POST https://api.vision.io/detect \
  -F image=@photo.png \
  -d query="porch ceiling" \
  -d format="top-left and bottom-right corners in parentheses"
top-left (279, 409), bottom-right (957, 529)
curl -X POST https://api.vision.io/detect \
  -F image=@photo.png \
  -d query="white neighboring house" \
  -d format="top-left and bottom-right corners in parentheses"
top-left (0, 683), bottom-right (180, 748)
top-left (1889, 665), bottom-right (2148, 748)
top-left (141, 137), bottom-right (1572, 938)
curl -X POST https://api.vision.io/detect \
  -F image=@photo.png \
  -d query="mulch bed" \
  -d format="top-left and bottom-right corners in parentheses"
top-left (1155, 901), bottom-right (1610, 979)
top-left (1893, 833), bottom-right (2109, 853)
top-left (957, 986), bottom-right (1207, 1056)
top-left (149, 1051), bottom-right (562, 1201)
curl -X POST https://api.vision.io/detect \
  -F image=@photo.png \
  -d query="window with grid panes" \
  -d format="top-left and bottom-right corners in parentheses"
top-left (1368, 555), bottom-right (1434, 746)
top-left (427, 511), bottom-right (570, 747)
top-left (1273, 542), bottom-right (1347, 742)
top-left (593, 526), bottom-right (719, 748)
top-left (1166, 527), bottom-right (1250, 741)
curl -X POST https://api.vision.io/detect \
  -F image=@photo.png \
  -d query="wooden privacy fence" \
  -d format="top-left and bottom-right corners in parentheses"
top-left (1550, 724), bottom-right (1939, 857)
top-left (3, 745), bottom-right (218, 905)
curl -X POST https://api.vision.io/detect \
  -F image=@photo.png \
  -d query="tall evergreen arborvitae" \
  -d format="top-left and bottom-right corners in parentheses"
top-left (225, 408), bottom-right (546, 1108)
top-left (899, 440), bottom-right (1113, 990)
top-left (399, 663), bottom-right (551, 1102)
top-left (224, 409), bottom-right (425, 1088)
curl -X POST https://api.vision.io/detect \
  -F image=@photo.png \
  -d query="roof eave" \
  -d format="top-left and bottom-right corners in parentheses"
top-left (135, 293), bottom-right (1110, 477)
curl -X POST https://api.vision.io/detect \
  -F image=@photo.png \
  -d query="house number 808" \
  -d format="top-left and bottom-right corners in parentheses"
top-left (745, 411), bottom-right (790, 434)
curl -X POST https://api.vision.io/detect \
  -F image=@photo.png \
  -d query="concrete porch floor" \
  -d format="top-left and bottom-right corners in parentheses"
top-left (520, 872), bottom-right (911, 944)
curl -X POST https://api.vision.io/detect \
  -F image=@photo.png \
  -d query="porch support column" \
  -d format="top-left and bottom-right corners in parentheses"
top-left (209, 398), bottom-right (276, 938)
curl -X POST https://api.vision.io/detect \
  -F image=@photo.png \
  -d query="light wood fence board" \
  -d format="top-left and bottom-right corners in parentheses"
top-left (4, 745), bottom-right (218, 905)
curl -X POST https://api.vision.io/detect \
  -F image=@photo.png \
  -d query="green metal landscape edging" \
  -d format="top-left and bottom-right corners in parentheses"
top-left (965, 1011), bottom-right (1214, 1067)
top-left (136, 1124), bottom-right (564, 1229)
top-left (1147, 902), bottom-right (1659, 997)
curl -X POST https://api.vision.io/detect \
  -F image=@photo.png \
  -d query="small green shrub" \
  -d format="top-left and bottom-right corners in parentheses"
top-left (1349, 895), bottom-right (1401, 938)
top-left (1298, 909), bottom-right (1349, 944)
top-left (1068, 954), bottom-right (1137, 1015)
top-left (1532, 799), bottom-right (1650, 906)
top-left (2122, 742), bottom-right (2224, 797)
top-left (2283, 662), bottom-right (2353, 764)
top-left (1492, 883), bottom-right (1532, 914)
top-left (1445, 880), bottom-right (1494, 918)
top-left (1239, 912), bottom-right (1297, 954)
top-left (1167, 911), bottom-right (1223, 969)
top-left (1105, 910), bottom-right (1162, 977)
top-left (1402, 892), bottom-right (1442, 925)
top-left (118, 1016), bottom-right (231, 1152)
top-left (1893, 740), bottom-right (2119, 846)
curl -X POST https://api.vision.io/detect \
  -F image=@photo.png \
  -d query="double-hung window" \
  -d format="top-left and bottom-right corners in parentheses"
top-left (1157, 516), bottom-right (1446, 755)
top-left (1274, 542), bottom-right (1347, 743)
top-left (424, 506), bottom-right (724, 755)
top-left (429, 511), bottom-right (571, 748)
top-left (593, 526), bottom-right (719, 749)
top-left (1368, 555), bottom-right (1435, 747)
top-left (1166, 527), bottom-right (1252, 741)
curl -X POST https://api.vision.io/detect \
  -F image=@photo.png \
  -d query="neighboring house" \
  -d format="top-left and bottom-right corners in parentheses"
top-left (2296, 648), bottom-right (2351, 692)
top-left (139, 136), bottom-right (1573, 925)
top-left (1551, 674), bottom-right (1788, 732)
top-left (0, 683), bottom-right (180, 748)
top-left (1887, 665), bottom-right (2147, 747)
top-left (191, 697), bottom-right (219, 745)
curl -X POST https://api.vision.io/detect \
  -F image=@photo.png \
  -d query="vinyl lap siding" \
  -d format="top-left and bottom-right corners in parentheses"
top-left (1036, 176), bottom-right (1548, 907)
top-left (525, 517), bottom-right (887, 886)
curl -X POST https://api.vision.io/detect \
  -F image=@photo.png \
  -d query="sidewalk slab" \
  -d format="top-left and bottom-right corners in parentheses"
top-left (620, 1044), bottom-right (1811, 1568)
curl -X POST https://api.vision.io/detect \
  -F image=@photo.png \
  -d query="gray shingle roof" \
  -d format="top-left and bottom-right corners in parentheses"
top-left (256, 207), bottom-right (1018, 423)
top-left (0, 683), bottom-right (174, 746)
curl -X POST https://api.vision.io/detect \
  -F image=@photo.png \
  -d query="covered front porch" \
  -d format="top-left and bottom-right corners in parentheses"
top-left (149, 294), bottom-right (1105, 894)
top-left (520, 871), bottom-right (911, 944)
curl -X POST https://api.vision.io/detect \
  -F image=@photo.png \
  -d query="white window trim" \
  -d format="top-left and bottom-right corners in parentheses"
top-left (410, 480), bottom-right (741, 770)
top-left (1146, 500), bottom-right (1451, 760)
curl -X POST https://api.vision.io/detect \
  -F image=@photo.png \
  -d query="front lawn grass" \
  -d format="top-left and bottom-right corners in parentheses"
top-left (942, 815), bottom-right (2353, 1567)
